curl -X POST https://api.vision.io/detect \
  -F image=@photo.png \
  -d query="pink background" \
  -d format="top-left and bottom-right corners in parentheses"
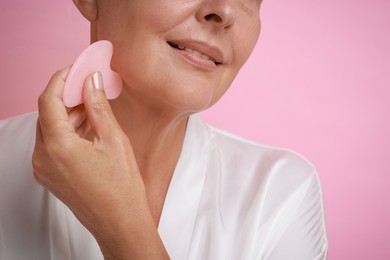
top-left (1, 0), bottom-right (389, 259)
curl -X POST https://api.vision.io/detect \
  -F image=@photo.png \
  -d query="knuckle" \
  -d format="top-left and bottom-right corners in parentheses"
top-left (92, 98), bottom-right (111, 112)
top-left (32, 170), bottom-right (44, 185)
top-left (37, 93), bottom-right (48, 109)
top-left (52, 69), bottom-right (63, 78)
top-left (31, 150), bottom-right (41, 173)
top-left (38, 68), bottom-right (67, 108)
top-left (109, 132), bottom-right (130, 149)
top-left (50, 69), bottom-right (66, 83)
top-left (109, 133), bottom-right (124, 145)
top-left (32, 150), bottom-right (46, 185)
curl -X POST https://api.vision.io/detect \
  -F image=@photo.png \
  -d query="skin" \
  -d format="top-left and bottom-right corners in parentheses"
top-left (32, 0), bottom-right (262, 258)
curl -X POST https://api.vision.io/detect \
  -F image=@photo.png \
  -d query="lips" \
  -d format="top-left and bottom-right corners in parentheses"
top-left (167, 40), bottom-right (224, 66)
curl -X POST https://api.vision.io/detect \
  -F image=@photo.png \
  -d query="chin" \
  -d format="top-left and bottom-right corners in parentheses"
top-left (165, 88), bottom-right (215, 114)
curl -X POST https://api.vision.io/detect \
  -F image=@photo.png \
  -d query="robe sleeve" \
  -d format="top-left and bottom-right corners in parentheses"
top-left (265, 170), bottom-right (328, 260)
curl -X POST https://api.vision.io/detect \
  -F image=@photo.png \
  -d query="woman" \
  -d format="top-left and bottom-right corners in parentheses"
top-left (0, 0), bottom-right (328, 259)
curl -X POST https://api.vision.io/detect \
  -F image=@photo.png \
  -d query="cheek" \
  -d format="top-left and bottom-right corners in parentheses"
top-left (236, 20), bottom-right (261, 66)
top-left (207, 24), bottom-right (260, 106)
top-left (112, 41), bottom-right (216, 111)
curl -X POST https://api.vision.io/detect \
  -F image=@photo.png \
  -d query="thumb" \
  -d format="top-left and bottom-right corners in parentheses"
top-left (83, 71), bottom-right (122, 142)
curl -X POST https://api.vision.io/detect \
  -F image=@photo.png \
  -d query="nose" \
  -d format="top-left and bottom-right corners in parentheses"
top-left (196, 0), bottom-right (236, 29)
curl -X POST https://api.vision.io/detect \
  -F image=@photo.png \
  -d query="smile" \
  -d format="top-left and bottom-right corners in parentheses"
top-left (167, 41), bottom-right (220, 65)
top-left (167, 41), bottom-right (223, 66)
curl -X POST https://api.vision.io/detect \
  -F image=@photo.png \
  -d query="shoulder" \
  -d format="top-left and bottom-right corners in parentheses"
top-left (205, 122), bottom-right (317, 183)
top-left (0, 111), bottom-right (38, 125)
top-left (0, 112), bottom-right (51, 256)
top-left (201, 121), bottom-right (328, 258)
top-left (0, 112), bottom-right (39, 200)
top-left (201, 120), bottom-right (325, 217)
top-left (0, 112), bottom-right (38, 140)
top-left (0, 112), bottom-right (38, 173)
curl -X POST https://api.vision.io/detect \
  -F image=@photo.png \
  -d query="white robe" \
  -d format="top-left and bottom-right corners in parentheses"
top-left (0, 112), bottom-right (328, 259)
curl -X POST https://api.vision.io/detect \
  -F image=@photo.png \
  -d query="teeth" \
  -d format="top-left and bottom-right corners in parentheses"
top-left (201, 53), bottom-right (212, 61)
top-left (168, 41), bottom-right (218, 63)
top-left (177, 44), bottom-right (216, 62)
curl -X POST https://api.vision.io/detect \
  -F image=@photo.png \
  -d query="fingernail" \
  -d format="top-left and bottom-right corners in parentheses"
top-left (92, 71), bottom-right (104, 90)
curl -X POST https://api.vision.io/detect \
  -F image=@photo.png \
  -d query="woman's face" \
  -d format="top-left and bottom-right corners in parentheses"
top-left (96, 0), bottom-right (261, 113)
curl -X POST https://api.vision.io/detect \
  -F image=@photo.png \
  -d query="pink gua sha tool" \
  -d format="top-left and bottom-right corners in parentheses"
top-left (63, 40), bottom-right (122, 107)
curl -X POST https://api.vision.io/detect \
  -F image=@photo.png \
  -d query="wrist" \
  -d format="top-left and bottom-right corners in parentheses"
top-left (97, 217), bottom-right (169, 259)
top-left (93, 198), bottom-right (169, 259)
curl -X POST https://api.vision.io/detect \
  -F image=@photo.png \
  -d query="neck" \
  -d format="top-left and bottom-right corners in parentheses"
top-left (109, 92), bottom-right (189, 180)
top-left (108, 90), bottom-right (190, 223)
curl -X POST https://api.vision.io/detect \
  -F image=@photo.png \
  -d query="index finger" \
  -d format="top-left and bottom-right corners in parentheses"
top-left (37, 67), bottom-right (73, 138)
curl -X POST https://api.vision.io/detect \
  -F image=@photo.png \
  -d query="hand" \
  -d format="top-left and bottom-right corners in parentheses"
top-left (32, 68), bottom-right (169, 259)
